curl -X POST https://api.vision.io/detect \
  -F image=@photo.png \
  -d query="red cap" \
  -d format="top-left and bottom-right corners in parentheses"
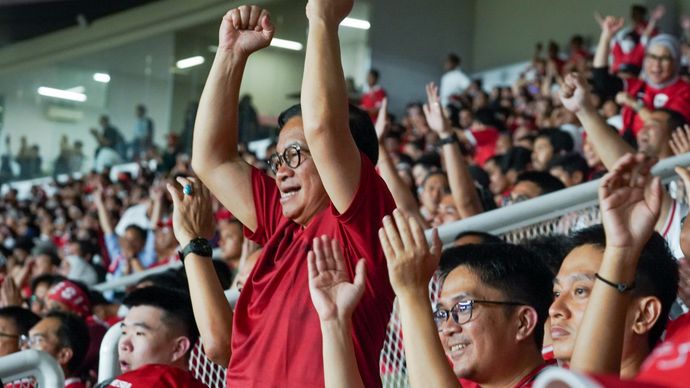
top-left (47, 280), bottom-right (91, 317)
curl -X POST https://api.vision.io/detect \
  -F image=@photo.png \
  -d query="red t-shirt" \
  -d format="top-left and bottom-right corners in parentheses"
top-left (228, 153), bottom-right (396, 387)
top-left (622, 78), bottom-right (690, 136)
top-left (106, 364), bottom-right (205, 388)
top-left (635, 312), bottom-right (690, 386)
top-left (360, 85), bottom-right (387, 121)
top-left (611, 42), bottom-right (645, 73)
top-left (64, 378), bottom-right (85, 388)
top-left (459, 363), bottom-right (549, 388)
top-left (468, 127), bottom-right (500, 167)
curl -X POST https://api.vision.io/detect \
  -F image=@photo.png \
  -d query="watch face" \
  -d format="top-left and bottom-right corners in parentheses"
top-left (191, 238), bottom-right (212, 256)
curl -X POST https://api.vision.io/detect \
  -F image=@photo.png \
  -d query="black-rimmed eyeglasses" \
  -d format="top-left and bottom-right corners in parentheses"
top-left (267, 144), bottom-right (310, 174)
top-left (433, 299), bottom-right (525, 329)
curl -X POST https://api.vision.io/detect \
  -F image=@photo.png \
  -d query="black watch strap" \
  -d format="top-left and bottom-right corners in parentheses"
top-left (437, 134), bottom-right (459, 148)
top-left (178, 238), bottom-right (213, 263)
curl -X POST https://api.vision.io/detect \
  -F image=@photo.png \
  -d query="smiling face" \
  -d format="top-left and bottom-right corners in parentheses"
top-left (644, 44), bottom-right (676, 86)
top-left (275, 117), bottom-right (330, 226)
top-left (637, 110), bottom-right (672, 158)
top-left (437, 266), bottom-right (518, 381)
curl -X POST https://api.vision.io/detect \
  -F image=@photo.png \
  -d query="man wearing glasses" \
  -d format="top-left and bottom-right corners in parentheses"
top-left (435, 244), bottom-right (553, 387)
top-left (21, 311), bottom-right (90, 388)
top-left (0, 307), bottom-right (39, 357)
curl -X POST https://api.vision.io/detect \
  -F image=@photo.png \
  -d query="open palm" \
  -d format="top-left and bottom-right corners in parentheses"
top-left (599, 153), bottom-right (661, 249)
top-left (308, 236), bottom-right (366, 322)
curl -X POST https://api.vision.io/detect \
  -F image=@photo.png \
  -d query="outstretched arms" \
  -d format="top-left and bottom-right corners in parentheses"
top-left (192, 6), bottom-right (274, 232)
top-left (301, 0), bottom-right (362, 214)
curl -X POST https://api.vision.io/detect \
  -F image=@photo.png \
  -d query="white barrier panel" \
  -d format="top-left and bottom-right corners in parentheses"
top-left (0, 350), bottom-right (64, 387)
top-left (93, 261), bottom-right (181, 292)
top-left (98, 325), bottom-right (122, 383)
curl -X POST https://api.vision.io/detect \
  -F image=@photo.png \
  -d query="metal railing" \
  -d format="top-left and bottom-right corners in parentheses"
top-left (0, 350), bottom-right (65, 387)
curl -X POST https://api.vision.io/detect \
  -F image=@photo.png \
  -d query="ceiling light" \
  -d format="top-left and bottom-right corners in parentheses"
top-left (66, 86), bottom-right (85, 93)
top-left (176, 56), bottom-right (205, 69)
top-left (93, 73), bottom-right (111, 83)
top-left (37, 87), bottom-right (87, 102)
top-left (340, 17), bottom-right (370, 30)
top-left (270, 38), bottom-right (303, 51)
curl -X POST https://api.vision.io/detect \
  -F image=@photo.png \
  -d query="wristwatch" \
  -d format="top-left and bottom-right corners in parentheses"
top-left (437, 134), bottom-right (459, 148)
top-left (178, 238), bottom-right (213, 262)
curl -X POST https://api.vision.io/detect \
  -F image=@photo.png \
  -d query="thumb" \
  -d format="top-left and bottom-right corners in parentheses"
top-left (261, 13), bottom-right (274, 33)
top-left (430, 228), bottom-right (442, 265)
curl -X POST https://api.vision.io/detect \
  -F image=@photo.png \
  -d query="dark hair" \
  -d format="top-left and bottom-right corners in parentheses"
top-left (368, 69), bottom-right (380, 80)
top-left (277, 104), bottom-right (379, 164)
top-left (45, 311), bottom-right (90, 373)
top-left (499, 147), bottom-right (532, 174)
top-left (521, 234), bottom-right (570, 275)
top-left (447, 53), bottom-right (461, 67)
top-left (547, 152), bottom-right (590, 179)
top-left (536, 128), bottom-right (574, 154)
top-left (30, 274), bottom-right (66, 295)
top-left (454, 231), bottom-right (504, 244)
top-left (439, 243), bottom-right (553, 347)
top-left (567, 225), bottom-right (678, 347)
top-left (656, 108), bottom-right (688, 133)
top-left (124, 224), bottom-right (147, 243)
top-left (136, 270), bottom-right (187, 290)
top-left (0, 307), bottom-right (40, 336)
top-left (516, 171), bottom-right (565, 195)
top-left (421, 170), bottom-right (448, 189)
top-left (123, 286), bottom-right (199, 357)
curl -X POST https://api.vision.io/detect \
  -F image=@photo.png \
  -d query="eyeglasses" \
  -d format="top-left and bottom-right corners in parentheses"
top-left (645, 53), bottom-right (673, 64)
top-left (267, 144), bottom-right (309, 174)
top-left (433, 299), bottom-right (525, 329)
top-left (19, 334), bottom-right (46, 349)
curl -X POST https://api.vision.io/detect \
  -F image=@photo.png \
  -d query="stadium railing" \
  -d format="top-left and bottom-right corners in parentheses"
top-left (0, 350), bottom-right (65, 387)
top-left (94, 152), bottom-right (690, 388)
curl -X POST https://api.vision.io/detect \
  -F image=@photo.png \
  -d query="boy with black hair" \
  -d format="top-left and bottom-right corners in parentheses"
top-left (509, 171), bottom-right (565, 204)
top-left (548, 152), bottom-right (590, 187)
top-left (0, 306), bottom-right (40, 357)
top-left (532, 128), bottom-right (575, 171)
top-left (107, 286), bottom-right (205, 387)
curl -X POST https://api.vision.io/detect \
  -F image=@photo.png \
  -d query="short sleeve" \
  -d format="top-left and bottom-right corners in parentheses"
top-left (244, 167), bottom-right (283, 245)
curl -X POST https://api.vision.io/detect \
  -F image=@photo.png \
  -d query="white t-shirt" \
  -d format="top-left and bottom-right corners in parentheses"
top-left (440, 67), bottom-right (471, 107)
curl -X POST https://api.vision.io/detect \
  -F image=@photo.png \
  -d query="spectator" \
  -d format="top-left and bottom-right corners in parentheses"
top-left (440, 53), bottom-right (471, 108)
top-left (132, 104), bottom-right (155, 160)
top-left (183, 4), bottom-right (396, 386)
top-left (106, 286), bottom-right (205, 387)
top-left (360, 69), bottom-right (387, 120)
top-left (508, 171), bottom-right (565, 204)
top-left (21, 311), bottom-right (90, 388)
top-left (548, 152), bottom-right (590, 187)
top-left (532, 128), bottom-right (575, 171)
top-left (91, 115), bottom-right (126, 159)
top-left (0, 306), bottom-right (40, 357)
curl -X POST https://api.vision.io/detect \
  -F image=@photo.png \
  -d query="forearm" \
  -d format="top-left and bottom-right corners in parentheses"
top-left (571, 247), bottom-right (637, 375)
top-left (398, 291), bottom-right (460, 388)
top-left (441, 137), bottom-right (482, 218)
top-left (576, 108), bottom-right (634, 169)
top-left (95, 201), bottom-right (114, 235)
top-left (192, 51), bottom-right (246, 174)
top-left (184, 254), bottom-right (234, 366)
top-left (320, 320), bottom-right (365, 388)
top-left (594, 32), bottom-right (613, 68)
top-left (377, 145), bottom-right (427, 226)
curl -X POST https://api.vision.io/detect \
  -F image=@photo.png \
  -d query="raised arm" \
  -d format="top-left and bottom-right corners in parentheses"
top-left (570, 153), bottom-right (661, 374)
top-left (307, 236), bottom-right (366, 388)
top-left (593, 15), bottom-right (625, 68)
top-left (379, 210), bottom-right (460, 388)
top-left (375, 99), bottom-right (428, 227)
top-left (93, 184), bottom-right (114, 236)
top-left (192, 5), bottom-right (274, 232)
top-left (168, 177), bottom-right (233, 366)
top-left (642, 5), bottom-right (665, 41)
top-left (301, 0), bottom-right (362, 214)
top-left (423, 83), bottom-right (482, 218)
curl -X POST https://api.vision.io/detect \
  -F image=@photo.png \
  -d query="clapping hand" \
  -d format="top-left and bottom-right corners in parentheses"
top-left (308, 236), bottom-right (366, 323)
top-left (599, 153), bottom-right (661, 251)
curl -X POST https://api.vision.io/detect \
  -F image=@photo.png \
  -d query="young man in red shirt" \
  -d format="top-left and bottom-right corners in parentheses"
top-left (172, 1), bottom-right (396, 387)
top-left (106, 286), bottom-right (205, 388)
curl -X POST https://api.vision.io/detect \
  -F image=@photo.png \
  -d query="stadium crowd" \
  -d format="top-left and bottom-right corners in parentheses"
top-left (1, 0), bottom-right (690, 387)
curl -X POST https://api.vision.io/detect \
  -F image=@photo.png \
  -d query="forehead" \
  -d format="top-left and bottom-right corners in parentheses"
top-left (31, 317), bottom-right (59, 334)
top-left (440, 266), bottom-right (502, 303)
top-left (424, 174), bottom-right (448, 187)
top-left (512, 180), bottom-right (540, 198)
top-left (277, 117), bottom-right (306, 151)
top-left (557, 244), bottom-right (603, 281)
top-left (647, 44), bottom-right (672, 57)
top-left (125, 305), bottom-right (165, 326)
top-left (0, 317), bottom-right (16, 332)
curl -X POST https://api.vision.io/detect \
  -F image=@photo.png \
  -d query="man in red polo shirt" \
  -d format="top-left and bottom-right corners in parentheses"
top-left (172, 1), bottom-right (395, 387)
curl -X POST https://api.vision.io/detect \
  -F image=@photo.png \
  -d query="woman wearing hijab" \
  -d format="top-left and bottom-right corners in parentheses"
top-left (592, 15), bottom-right (690, 141)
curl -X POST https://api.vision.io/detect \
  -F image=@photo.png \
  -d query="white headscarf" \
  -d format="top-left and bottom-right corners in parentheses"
top-left (65, 255), bottom-right (99, 286)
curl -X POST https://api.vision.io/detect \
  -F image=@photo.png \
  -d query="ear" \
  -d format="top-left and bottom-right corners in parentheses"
top-left (171, 336), bottom-right (192, 363)
top-left (631, 296), bottom-right (662, 336)
top-left (515, 306), bottom-right (539, 342)
top-left (57, 347), bottom-right (73, 369)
